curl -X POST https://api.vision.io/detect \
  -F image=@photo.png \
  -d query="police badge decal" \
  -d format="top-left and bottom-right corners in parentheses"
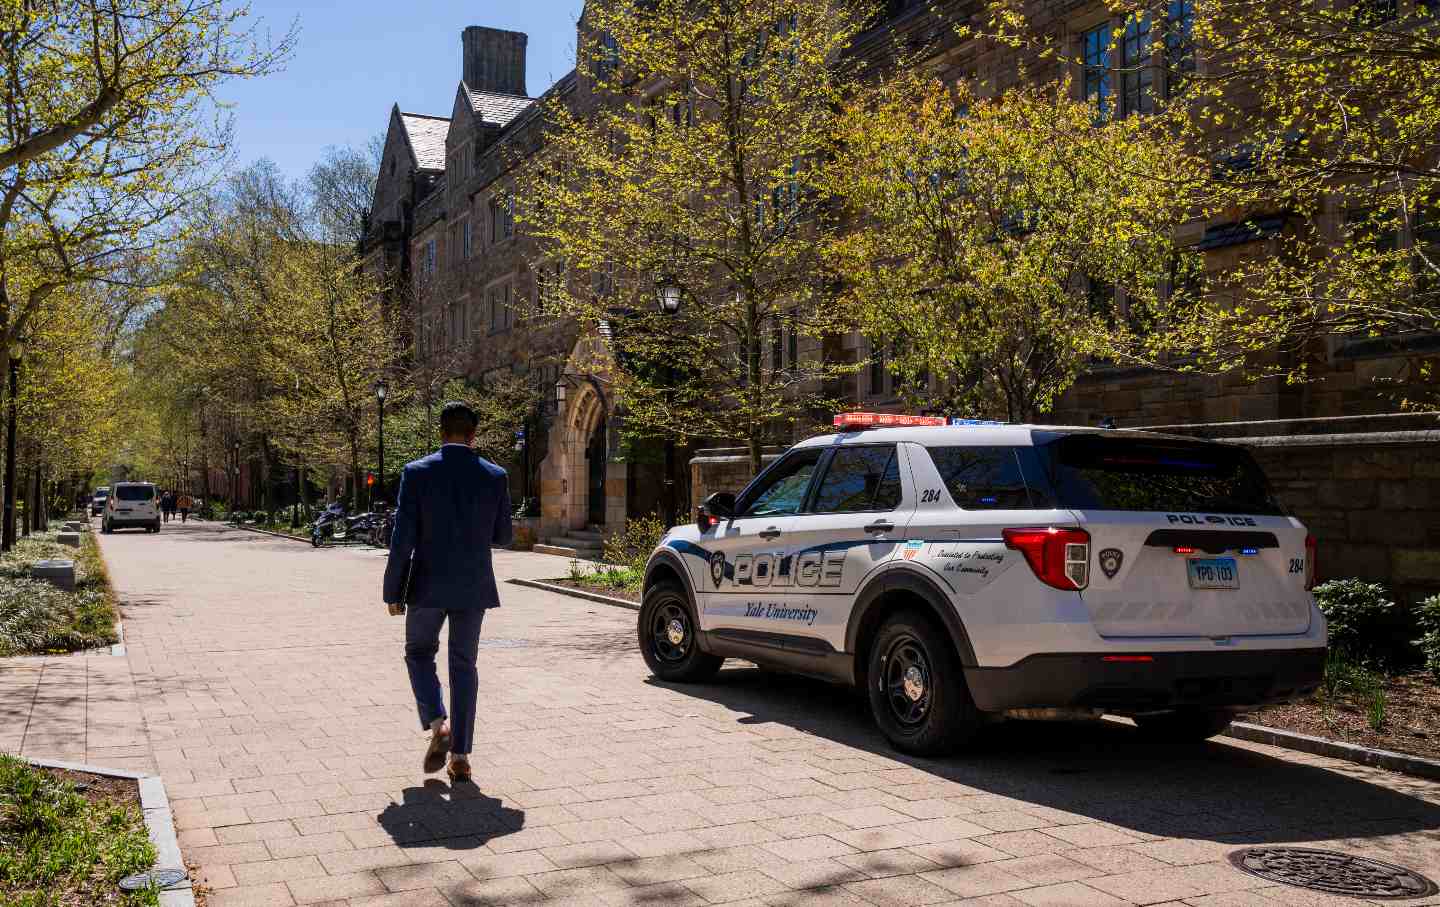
top-left (1098, 548), bottom-right (1124, 579)
top-left (710, 551), bottom-right (727, 589)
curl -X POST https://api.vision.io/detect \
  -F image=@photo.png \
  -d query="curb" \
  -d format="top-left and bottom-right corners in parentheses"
top-left (507, 577), bottom-right (640, 611)
top-left (233, 524), bottom-right (313, 544)
top-left (24, 757), bottom-right (194, 907)
top-left (1224, 721), bottom-right (1440, 782)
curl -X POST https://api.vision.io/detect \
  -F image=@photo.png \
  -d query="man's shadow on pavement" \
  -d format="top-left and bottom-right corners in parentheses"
top-left (377, 779), bottom-right (525, 851)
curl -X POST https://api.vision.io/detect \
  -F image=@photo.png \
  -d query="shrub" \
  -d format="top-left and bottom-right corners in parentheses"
top-left (1415, 594), bottom-right (1440, 681)
top-left (1313, 579), bottom-right (1398, 665)
top-left (602, 513), bottom-right (666, 574)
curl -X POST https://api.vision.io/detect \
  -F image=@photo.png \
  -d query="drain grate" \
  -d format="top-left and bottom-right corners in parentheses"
top-left (119, 868), bottom-right (188, 892)
top-left (1229, 847), bottom-right (1438, 900)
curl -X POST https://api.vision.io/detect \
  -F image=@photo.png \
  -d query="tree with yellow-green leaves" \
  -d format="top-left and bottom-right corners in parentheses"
top-left (0, 0), bottom-right (291, 357)
top-left (518, 0), bottom-right (876, 474)
top-left (1138, 0), bottom-right (1440, 408)
top-left (828, 73), bottom-right (1210, 422)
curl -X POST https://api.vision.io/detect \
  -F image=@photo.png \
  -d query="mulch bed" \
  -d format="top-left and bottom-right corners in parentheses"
top-left (1244, 673), bottom-right (1440, 763)
top-left (39, 766), bottom-right (141, 810)
top-left (546, 577), bottom-right (641, 604)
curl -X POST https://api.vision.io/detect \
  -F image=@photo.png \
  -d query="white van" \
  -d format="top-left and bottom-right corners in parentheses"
top-left (103, 482), bottom-right (161, 533)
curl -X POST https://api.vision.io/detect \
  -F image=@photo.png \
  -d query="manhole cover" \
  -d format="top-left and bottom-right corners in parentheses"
top-left (1228, 847), bottom-right (1438, 899)
top-left (119, 868), bottom-right (188, 891)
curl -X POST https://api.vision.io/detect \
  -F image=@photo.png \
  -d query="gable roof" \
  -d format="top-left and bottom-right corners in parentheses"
top-left (399, 112), bottom-right (450, 171)
top-left (464, 88), bottom-right (535, 128)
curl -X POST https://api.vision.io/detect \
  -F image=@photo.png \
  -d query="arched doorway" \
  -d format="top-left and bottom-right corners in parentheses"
top-left (586, 418), bottom-right (607, 527)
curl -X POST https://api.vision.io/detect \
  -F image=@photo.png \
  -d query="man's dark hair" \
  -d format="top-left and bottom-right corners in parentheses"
top-left (440, 401), bottom-right (479, 439)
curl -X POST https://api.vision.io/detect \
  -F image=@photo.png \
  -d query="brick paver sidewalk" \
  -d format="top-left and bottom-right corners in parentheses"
top-left (30, 520), bottom-right (1440, 905)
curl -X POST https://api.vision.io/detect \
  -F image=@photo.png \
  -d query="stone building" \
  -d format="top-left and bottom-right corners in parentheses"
top-left (367, 5), bottom-right (1438, 592)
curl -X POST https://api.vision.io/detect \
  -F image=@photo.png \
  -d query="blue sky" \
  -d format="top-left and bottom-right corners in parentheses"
top-left (219, 0), bottom-right (584, 179)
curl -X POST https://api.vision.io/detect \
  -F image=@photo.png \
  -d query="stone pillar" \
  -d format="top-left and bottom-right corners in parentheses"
top-left (462, 27), bottom-right (528, 96)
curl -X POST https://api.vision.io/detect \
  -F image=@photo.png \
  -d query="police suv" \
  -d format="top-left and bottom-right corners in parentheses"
top-left (639, 414), bottom-right (1326, 755)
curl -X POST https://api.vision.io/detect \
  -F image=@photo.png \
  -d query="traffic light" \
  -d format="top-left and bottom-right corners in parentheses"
top-left (366, 473), bottom-right (375, 487)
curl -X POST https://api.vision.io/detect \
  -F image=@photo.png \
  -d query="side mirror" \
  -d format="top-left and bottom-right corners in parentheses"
top-left (697, 492), bottom-right (736, 532)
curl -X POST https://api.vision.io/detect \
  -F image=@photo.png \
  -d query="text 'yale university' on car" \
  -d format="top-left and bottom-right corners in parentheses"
top-left (639, 413), bottom-right (1327, 756)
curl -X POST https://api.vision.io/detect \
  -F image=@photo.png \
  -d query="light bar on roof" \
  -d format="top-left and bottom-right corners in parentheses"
top-left (833, 412), bottom-right (947, 429)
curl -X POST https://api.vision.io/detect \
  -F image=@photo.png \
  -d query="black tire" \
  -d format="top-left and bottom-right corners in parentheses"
top-left (638, 581), bottom-right (722, 682)
top-left (866, 609), bottom-right (983, 756)
top-left (1133, 709), bottom-right (1233, 743)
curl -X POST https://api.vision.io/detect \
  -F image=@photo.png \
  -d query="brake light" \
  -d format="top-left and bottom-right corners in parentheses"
top-left (1304, 534), bottom-right (1317, 591)
top-left (1003, 527), bottom-right (1090, 590)
top-left (1102, 655), bottom-right (1154, 663)
top-left (1172, 545), bottom-right (1196, 555)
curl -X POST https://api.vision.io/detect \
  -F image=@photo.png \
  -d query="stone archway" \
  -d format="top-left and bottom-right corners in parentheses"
top-left (538, 333), bottom-right (627, 538)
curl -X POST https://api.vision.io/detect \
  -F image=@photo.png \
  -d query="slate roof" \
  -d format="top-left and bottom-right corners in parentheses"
top-left (465, 89), bottom-right (535, 128)
top-left (399, 113), bottom-right (450, 171)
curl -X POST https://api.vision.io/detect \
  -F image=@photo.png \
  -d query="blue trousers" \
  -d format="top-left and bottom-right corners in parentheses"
top-left (404, 608), bottom-right (485, 755)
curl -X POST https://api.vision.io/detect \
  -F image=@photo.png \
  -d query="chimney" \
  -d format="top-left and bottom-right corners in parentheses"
top-left (462, 26), bottom-right (528, 96)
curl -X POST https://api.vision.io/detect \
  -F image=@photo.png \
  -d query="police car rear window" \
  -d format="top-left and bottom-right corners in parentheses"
top-left (927, 446), bottom-right (1043, 510)
top-left (1034, 434), bottom-right (1284, 515)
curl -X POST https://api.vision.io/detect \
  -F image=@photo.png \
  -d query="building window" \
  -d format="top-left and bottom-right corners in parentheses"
top-left (596, 31), bottom-right (620, 79)
top-left (787, 324), bottom-right (798, 374)
top-left (421, 238), bottom-right (437, 277)
top-left (1083, 23), bottom-right (1113, 121)
top-left (489, 282), bottom-right (513, 333)
top-left (868, 340), bottom-right (886, 396)
top-left (462, 219), bottom-right (472, 259)
top-left (1164, 0), bottom-right (1196, 95)
top-left (489, 195), bottom-right (514, 243)
top-left (771, 324), bottom-right (784, 375)
top-left (1120, 14), bottom-right (1154, 117)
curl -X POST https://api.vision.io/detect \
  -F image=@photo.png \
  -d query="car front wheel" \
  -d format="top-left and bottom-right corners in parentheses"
top-left (638, 581), bottom-right (722, 683)
top-left (867, 609), bottom-right (983, 756)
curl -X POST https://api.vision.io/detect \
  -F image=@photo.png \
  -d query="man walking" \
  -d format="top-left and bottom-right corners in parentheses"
top-left (176, 492), bottom-right (193, 523)
top-left (383, 402), bottom-right (512, 783)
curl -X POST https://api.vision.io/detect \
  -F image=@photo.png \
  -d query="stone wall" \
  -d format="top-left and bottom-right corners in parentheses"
top-left (689, 448), bottom-right (784, 513)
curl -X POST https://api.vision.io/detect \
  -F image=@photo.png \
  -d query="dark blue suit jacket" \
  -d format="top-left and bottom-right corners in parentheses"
top-left (382, 445), bottom-right (513, 610)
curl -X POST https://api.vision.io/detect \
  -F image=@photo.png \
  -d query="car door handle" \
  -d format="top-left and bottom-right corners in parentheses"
top-left (864, 520), bottom-right (894, 534)
top-left (759, 526), bottom-right (782, 540)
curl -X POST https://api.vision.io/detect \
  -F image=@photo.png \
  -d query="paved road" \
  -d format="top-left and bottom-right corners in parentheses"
top-left (77, 520), bottom-right (1440, 905)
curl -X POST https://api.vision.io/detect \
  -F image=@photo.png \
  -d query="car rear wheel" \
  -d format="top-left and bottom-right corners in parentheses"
top-left (1133, 708), bottom-right (1233, 743)
top-left (638, 581), bottom-right (722, 683)
top-left (867, 610), bottom-right (983, 756)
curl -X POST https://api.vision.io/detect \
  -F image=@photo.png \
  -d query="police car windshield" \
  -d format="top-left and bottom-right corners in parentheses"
top-left (1033, 434), bottom-right (1285, 515)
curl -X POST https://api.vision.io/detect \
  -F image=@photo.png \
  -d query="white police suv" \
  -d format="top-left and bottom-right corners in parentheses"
top-left (639, 414), bottom-right (1326, 755)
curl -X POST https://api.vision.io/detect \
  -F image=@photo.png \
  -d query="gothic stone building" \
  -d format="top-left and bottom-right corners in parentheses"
top-left (363, 6), bottom-right (1440, 595)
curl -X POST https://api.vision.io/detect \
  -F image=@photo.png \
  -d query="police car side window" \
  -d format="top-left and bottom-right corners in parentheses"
top-left (927, 446), bottom-right (1034, 509)
top-left (737, 450), bottom-right (823, 518)
top-left (809, 446), bottom-right (900, 514)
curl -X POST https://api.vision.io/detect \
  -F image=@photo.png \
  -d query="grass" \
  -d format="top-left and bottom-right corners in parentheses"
top-left (1320, 649), bottom-right (1389, 732)
top-left (567, 559), bottom-right (644, 593)
top-left (0, 755), bottom-right (159, 907)
top-left (0, 526), bottom-right (120, 657)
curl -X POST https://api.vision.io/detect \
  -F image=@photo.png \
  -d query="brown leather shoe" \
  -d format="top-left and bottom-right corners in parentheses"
top-left (423, 724), bottom-right (451, 774)
top-left (447, 757), bottom-right (472, 784)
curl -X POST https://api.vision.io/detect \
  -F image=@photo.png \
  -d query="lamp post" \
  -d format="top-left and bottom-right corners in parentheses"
top-left (655, 274), bottom-right (683, 529)
top-left (2, 339), bottom-right (23, 552)
top-left (232, 440), bottom-right (240, 509)
top-left (374, 379), bottom-right (387, 508)
top-left (291, 377), bottom-right (302, 528)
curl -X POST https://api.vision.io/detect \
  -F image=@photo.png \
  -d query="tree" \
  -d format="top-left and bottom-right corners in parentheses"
top-left (518, 0), bottom-right (875, 473)
top-left (828, 74), bottom-right (1208, 421)
top-left (0, 0), bottom-right (292, 352)
top-left (1093, 0), bottom-right (1440, 407)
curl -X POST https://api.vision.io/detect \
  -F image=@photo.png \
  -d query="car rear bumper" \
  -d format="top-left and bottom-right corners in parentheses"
top-left (963, 647), bottom-right (1325, 713)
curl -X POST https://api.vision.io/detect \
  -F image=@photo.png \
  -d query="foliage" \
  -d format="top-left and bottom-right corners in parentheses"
top-left (570, 564), bottom-right (644, 594)
top-left (0, 531), bottom-right (119, 657)
top-left (1318, 649), bottom-right (1388, 731)
top-left (1313, 578), bottom-right (1397, 665)
top-left (0, 755), bottom-right (158, 906)
top-left (0, 0), bottom-right (291, 359)
top-left (518, 0), bottom-right (876, 471)
top-left (828, 73), bottom-right (1208, 421)
top-left (1415, 594), bottom-right (1440, 681)
top-left (602, 513), bottom-right (666, 574)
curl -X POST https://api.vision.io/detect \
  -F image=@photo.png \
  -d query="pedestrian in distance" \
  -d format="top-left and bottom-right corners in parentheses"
top-left (177, 492), bottom-right (193, 523)
top-left (161, 491), bottom-right (175, 523)
top-left (383, 401), bottom-right (512, 784)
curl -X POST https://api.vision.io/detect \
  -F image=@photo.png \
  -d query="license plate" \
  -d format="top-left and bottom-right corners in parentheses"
top-left (1187, 557), bottom-right (1238, 590)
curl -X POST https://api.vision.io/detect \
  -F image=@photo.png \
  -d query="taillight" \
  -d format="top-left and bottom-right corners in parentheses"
top-left (1304, 534), bottom-right (1317, 590)
top-left (1003, 527), bottom-right (1090, 590)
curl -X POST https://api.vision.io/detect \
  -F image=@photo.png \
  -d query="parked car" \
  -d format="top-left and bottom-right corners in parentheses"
top-left (640, 413), bottom-right (1327, 755)
top-left (102, 482), bottom-right (161, 533)
top-left (90, 487), bottom-right (110, 516)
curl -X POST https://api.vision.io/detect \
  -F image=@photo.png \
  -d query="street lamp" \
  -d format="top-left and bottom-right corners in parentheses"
top-left (656, 274), bottom-right (683, 315)
top-left (2, 339), bottom-right (24, 551)
top-left (232, 440), bottom-right (240, 509)
top-left (554, 379), bottom-right (567, 412)
top-left (374, 379), bottom-right (387, 507)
